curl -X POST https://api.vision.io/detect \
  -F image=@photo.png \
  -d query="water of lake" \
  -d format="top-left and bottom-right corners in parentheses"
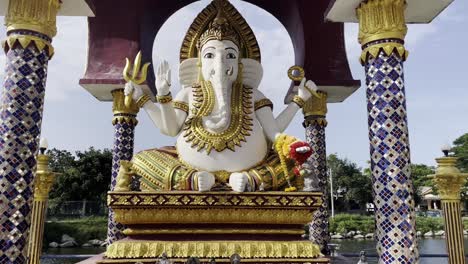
top-left (331, 238), bottom-right (459, 264)
top-left (41, 238), bottom-right (461, 264)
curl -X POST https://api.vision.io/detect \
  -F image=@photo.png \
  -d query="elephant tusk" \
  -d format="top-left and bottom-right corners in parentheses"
top-left (226, 66), bottom-right (234, 76)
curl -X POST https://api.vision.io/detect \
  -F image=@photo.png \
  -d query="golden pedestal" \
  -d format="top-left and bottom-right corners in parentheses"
top-left (99, 191), bottom-right (329, 264)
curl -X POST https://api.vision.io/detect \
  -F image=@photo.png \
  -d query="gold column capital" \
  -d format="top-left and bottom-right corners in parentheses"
top-left (303, 92), bottom-right (327, 127)
top-left (34, 154), bottom-right (56, 201)
top-left (112, 89), bottom-right (139, 126)
top-left (5, 0), bottom-right (61, 38)
top-left (357, 0), bottom-right (409, 64)
top-left (3, 0), bottom-right (61, 57)
top-left (430, 157), bottom-right (468, 201)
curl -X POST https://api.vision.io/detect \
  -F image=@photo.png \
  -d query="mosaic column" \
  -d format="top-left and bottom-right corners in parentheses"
top-left (357, 0), bottom-right (418, 263)
top-left (431, 156), bottom-right (468, 264)
top-left (0, 1), bottom-right (60, 263)
top-left (303, 92), bottom-right (329, 253)
top-left (107, 89), bottom-right (139, 244)
top-left (26, 154), bottom-right (56, 264)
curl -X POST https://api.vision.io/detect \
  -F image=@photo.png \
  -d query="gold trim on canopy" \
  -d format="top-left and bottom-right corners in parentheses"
top-left (180, 0), bottom-right (261, 62)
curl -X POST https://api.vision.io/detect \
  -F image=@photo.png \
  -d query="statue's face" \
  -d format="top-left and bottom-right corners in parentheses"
top-left (201, 40), bottom-right (239, 83)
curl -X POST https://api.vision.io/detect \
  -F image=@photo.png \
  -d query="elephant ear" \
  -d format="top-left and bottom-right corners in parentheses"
top-left (179, 58), bottom-right (198, 87)
top-left (242, 58), bottom-right (263, 89)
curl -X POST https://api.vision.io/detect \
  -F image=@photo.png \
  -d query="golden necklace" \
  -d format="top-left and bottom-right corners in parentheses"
top-left (183, 80), bottom-right (254, 154)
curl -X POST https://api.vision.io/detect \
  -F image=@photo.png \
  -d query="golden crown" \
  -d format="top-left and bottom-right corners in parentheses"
top-left (198, 8), bottom-right (241, 49)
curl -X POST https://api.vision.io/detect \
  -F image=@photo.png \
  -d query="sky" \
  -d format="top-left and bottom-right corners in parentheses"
top-left (0, 0), bottom-right (467, 169)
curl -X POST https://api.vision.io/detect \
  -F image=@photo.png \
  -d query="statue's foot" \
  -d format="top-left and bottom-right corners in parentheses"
top-left (229, 172), bottom-right (249, 192)
top-left (196, 171), bottom-right (215, 192)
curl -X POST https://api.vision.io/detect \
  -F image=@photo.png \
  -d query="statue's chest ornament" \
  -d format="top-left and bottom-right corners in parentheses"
top-left (183, 81), bottom-right (254, 154)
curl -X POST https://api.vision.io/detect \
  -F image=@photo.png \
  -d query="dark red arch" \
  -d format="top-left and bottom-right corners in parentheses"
top-left (79, 0), bottom-right (360, 100)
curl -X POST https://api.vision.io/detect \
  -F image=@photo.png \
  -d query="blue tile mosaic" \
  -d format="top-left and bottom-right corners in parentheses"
top-left (305, 121), bottom-right (329, 251)
top-left (0, 46), bottom-right (49, 264)
top-left (365, 51), bottom-right (418, 263)
top-left (107, 121), bottom-right (136, 244)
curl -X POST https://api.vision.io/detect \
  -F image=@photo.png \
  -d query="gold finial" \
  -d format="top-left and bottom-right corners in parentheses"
top-left (430, 157), bottom-right (468, 201)
top-left (198, 4), bottom-right (240, 49)
top-left (34, 154), bottom-right (57, 201)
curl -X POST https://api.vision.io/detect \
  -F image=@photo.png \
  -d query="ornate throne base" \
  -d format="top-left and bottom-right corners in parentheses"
top-left (96, 191), bottom-right (329, 264)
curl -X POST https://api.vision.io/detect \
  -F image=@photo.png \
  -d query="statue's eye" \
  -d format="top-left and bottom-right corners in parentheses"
top-left (227, 53), bottom-right (237, 59)
top-left (204, 53), bottom-right (214, 59)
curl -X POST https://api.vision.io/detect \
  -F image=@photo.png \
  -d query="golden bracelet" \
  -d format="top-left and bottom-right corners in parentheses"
top-left (136, 94), bottom-right (151, 108)
top-left (157, 93), bottom-right (173, 104)
top-left (292, 95), bottom-right (305, 108)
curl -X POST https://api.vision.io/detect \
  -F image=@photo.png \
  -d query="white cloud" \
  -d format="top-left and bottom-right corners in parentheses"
top-left (344, 23), bottom-right (360, 64)
top-left (45, 16), bottom-right (88, 102)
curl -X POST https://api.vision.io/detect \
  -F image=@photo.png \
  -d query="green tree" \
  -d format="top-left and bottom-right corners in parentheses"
top-left (47, 147), bottom-right (112, 212)
top-left (328, 154), bottom-right (372, 211)
top-left (410, 164), bottom-right (435, 206)
top-left (452, 133), bottom-right (468, 202)
top-left (452, 133), bottom-right (468, 172)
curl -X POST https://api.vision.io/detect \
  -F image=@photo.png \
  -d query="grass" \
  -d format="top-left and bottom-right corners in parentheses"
top-left (329, 213), bottom-right (468, 235)
top-left (44, 216), bottom-right (107, 246)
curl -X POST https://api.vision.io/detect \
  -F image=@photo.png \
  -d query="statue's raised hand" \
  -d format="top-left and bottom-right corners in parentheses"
top-left (124, 81), bottom-right (144, 101)
top-left (156, 60), bottom-right (171, 96)
top-left (297, 78), bottom-right (318, 102)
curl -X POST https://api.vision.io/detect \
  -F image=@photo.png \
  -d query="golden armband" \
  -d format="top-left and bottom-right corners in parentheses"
top-left (173, 101), bottom-right (189, 113)
top-left (254, 99), bottom-right (273, 111)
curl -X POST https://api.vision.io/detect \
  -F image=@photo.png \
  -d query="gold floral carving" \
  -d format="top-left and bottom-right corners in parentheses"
top-left (105, 240), bottom-right (321, 259)
top-left (34, 155), bottom-right (56, 201)
top-left (108, 192), bottom-right (322, 225)
top-left (430, 157), bottom-right (468, 201)
top-left (96, 258), bottom-right (330, 264)
top-left (113, 208), bottom-right (313, 225)
top-left (112, 89), bottom-right (139, 126)
top-left (357, 0), bottom-right (409, 64)
top-left (108, 191), bottom-right (322, 209)
top-left (183, 81), bottom-right (253, 153)
top-left (357, 0), bottom-right (407, 45)
top-left (123, 228), bottom-right (303, 236)
top-left (5, 0), bottom-right (61, 38)
top-left (180, 0), bottom-right (260, 62)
